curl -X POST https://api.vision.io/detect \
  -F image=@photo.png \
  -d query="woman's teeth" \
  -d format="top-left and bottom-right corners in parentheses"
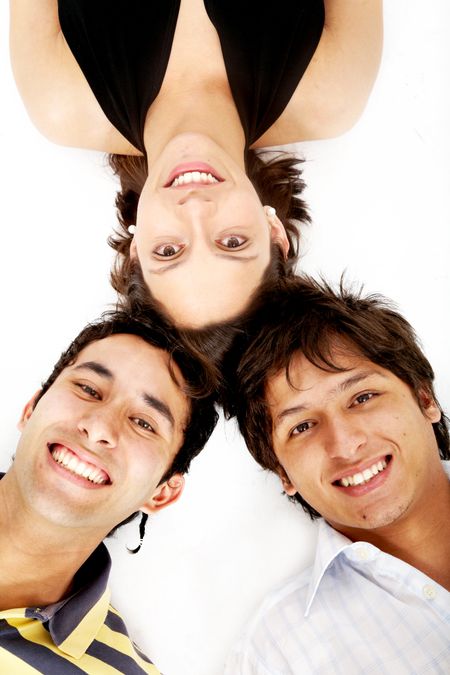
top-left (170, 171), bottom-right (219, 187)
top-left (339, 458), bottom-right (388, 487)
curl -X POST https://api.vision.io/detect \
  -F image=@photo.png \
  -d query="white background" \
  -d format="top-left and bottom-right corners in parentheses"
top-left (1, 2), bottom-right (449, 674)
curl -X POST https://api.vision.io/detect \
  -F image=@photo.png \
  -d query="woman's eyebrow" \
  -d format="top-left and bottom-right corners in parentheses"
top-left (149, 261), bottom-right (184, 275)
top-left (149, 252), bottom-right (258, 274)
top-left (215, 253), bottom-right (258, 262)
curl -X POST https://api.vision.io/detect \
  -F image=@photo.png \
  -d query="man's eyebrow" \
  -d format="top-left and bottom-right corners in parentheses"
top-left (274, 403), bottom-right (309, 428)
top-left (149, 252), bottom-right (258, 274)
top-left (336, 370), bottom-right (386, 394)
top-left (274, 370), bottom-right (386, 428)
top-left (73, 361), bottom-right (114, 379)
top-left (142, 393), bottom-right (175, 430)
top-left (73, 363), bottom-right (176, 429)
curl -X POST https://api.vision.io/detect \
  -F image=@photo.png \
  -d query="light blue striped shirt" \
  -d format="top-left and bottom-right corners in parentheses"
top-left (226, 468), bottom-right (450, 674)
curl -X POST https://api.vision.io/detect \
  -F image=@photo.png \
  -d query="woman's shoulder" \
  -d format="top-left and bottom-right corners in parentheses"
top-left (253, 0), bottom-right (383, 147)
top-left (9, 0), bottom-right (140, 153)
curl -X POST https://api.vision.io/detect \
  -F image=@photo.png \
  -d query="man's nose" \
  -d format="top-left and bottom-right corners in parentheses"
top-left (324, 414), bottom-right (367, 460)
top-left (77, 407), bottom-right (118, 449)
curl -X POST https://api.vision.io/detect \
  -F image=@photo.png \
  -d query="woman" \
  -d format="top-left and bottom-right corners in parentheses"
top-left (10, 0), bottom-right (382, 327)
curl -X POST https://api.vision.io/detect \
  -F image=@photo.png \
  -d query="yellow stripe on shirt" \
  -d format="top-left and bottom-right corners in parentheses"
top-left (5, 615), bottom-right (155, 674)
top-left (58, 588), bottom-right (111, 658)
top-left (0, 646), bottom-right (41, 675)
top-left (95, 621), bottom-right (161, 674)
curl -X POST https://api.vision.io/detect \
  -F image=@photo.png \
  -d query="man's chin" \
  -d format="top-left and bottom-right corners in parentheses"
top-left (329, 501), bottom-right (411, 534)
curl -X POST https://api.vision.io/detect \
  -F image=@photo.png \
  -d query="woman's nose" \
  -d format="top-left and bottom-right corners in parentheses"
top-left (176, 190), bottom-right (216, 211)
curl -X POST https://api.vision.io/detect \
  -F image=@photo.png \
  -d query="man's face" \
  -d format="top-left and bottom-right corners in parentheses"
top-left (12, 334), bottom-right (189, 535)
top-left (267, 346), bottom-right (442, 537)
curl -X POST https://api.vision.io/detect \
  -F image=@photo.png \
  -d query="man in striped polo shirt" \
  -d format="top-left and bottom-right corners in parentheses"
top-left (0, 311), bottom-right (217, 674)
top-left (225, 276), bottom-right (450, 674)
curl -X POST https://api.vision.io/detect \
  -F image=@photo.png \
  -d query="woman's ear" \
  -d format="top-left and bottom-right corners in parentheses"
top-left (265, 206), bottom-right (290, 259)
top-left (129, 234), bottom-right (137, 258)
top-left (141, 473), bottom-right (185, 514)
top-left (17, 390), bottom-right (42, 431)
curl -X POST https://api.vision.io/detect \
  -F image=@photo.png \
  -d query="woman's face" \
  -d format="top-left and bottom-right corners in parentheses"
top-left (132, 135), bottom-right (289, 327)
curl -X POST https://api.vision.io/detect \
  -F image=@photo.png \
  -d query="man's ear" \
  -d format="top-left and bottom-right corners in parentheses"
top-left (141, 473), bottom-right (185, 514)
top-left (266, 208), bottom-right (290, 259)
top-left (17, 390), bottom-right (42, 431)
top-left (418, 388), bottom-right (441, 424)
top-left (277, 467), bottom-right (297, 497)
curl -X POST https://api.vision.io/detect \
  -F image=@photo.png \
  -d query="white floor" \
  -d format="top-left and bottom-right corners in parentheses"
top-left (1, 2), bottom-right (449, 674)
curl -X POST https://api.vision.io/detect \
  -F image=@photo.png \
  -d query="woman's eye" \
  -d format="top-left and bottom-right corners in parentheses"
top-left (217, 235), bottom-right (247, 249)
top-left (153, 243), bottom-right (184, 258)
top-left (77, 384), bottom-right (100, 400)
top-left (291, 421), bottom-right (313, 436)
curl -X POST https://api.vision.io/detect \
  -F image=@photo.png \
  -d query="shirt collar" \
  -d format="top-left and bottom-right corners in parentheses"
top-left (304, 461), bottom-right (450, 616)
top-left (26, 543), bottom-right (112, 659)
top-left (304, 519), bottom-right (351, 617)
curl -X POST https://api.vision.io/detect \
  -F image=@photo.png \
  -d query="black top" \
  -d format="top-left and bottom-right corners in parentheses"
top-left (58, 0), bottom-right (325, 151)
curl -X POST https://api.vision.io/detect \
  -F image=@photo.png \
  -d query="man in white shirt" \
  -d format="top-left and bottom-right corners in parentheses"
top-left (225, 277), bottom-right (450, 674)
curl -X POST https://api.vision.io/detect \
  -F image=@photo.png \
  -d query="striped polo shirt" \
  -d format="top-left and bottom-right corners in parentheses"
top-left (0, 542), bottom-right (160, 674)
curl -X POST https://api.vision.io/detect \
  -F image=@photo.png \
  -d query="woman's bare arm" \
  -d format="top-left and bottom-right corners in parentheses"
top-left (255, 0), bottom-right (383, 146)
top-left (10, 1), bottom-right (382, 150)
top-left (9, 0), bottom-right (140, 153)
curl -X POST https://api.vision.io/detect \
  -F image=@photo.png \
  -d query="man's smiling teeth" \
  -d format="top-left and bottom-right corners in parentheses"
top-left (170, 171), bottom-right (219, 187)
top-left (339, 459), bottom-right (388, 487)
top-left (51, 446), bottom-right (109, 485)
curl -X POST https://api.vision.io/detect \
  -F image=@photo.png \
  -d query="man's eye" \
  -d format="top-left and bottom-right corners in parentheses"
top-left (77, 384), bottom-right (100, 400)
top-left (132, 417), bottom-right (155, 432)
top-left (153, 243), bottom-right (184, 258)
top-left (291, 421), bottom-right (313, 436)
top-left (217, 235), bottom-right (247, 249)
top-left (353, 392), bottom-right (376, 406)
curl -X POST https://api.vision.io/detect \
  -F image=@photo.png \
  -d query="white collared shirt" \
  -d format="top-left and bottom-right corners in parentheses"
top-left (225, 468), bottom-right (450, 674)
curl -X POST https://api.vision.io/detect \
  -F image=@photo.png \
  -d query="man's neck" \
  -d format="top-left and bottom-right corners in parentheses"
top-left (0, 472), bottom-right (104, 611)
top-left (335, 467), bottom-right (450, 590)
